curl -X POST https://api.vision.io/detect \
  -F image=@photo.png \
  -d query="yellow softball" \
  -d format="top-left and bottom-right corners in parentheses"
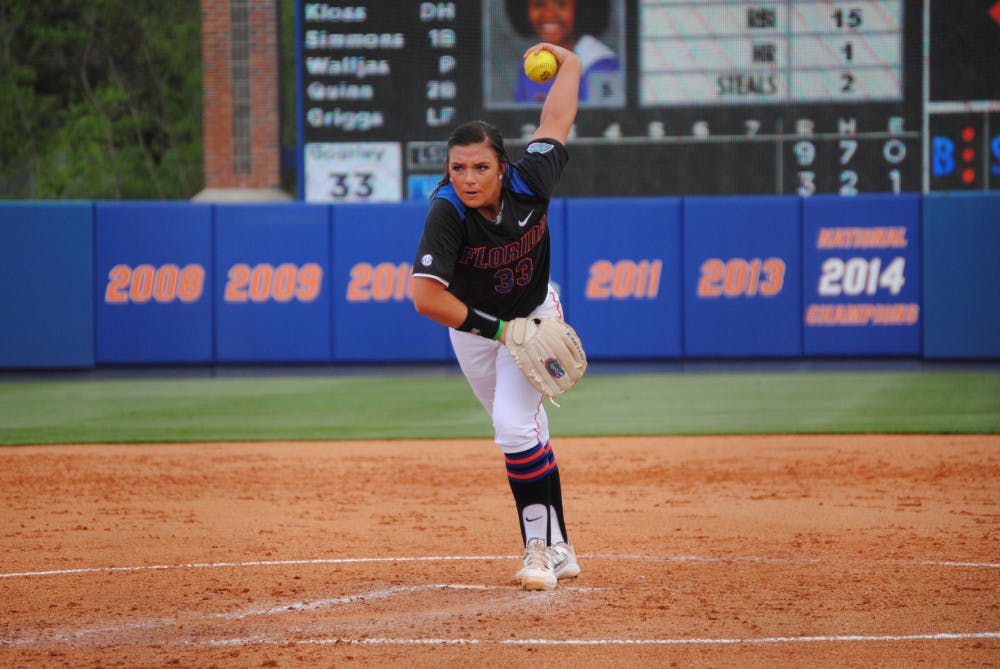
top-left (524, 50), bottom-right (558, 83)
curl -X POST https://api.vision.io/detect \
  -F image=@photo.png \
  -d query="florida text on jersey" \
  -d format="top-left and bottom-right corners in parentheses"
top-left (413, 139), bottom-right (569, 320)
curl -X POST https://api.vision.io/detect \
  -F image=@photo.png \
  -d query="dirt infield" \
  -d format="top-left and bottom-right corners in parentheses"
top-left (1, 435), bottom-right (997, 668)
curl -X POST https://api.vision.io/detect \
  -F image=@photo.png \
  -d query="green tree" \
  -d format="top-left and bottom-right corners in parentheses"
top-left (0, 0), bottom-right (203, 199)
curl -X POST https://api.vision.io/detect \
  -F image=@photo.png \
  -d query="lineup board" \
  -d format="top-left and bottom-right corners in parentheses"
top-left (296, 0), bottom-right (1000, 202)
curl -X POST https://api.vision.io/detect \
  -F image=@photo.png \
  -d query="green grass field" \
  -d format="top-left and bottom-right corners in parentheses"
top-left (1, 369), bottom-right (998, 445)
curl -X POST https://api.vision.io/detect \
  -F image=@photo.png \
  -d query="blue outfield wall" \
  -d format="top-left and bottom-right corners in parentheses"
top-left (922, 193), bottom-right (1000, 359)
top-left (0, 202), bottom-right (94, 368)
top-left (0, 193), bottom-right (997, 368)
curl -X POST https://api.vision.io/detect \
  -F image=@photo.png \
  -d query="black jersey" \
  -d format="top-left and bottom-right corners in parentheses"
top-left (413, 138), bottom-right (569, 321)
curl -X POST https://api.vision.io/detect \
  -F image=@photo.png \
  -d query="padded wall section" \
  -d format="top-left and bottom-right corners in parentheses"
top-left (0, 203), bottom-right (94, 368)
top-left (332, 202), bottom-right (449, 361)
top-left (565, 198), bottom-right (683, 359)
top-left (215, 204), bottom-right (332, 362)
top-left (683, 196), bottom-right (802, 358)
top-left (545, 198), bottom-right (568, 314)
top-left (95, 202), bottom-right (213, 364)
top-left (923, 193), bottom-right (1000, 358)
top-left (801, 194), bottom-right (922, 356)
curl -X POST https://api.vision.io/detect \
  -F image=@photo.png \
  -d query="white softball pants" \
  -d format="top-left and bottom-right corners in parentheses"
top-left (449, 286), bottom-right (564, 454)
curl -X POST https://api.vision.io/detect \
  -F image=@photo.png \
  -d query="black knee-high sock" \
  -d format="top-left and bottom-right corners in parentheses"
top-left (504, 442), bottom-right (568, 545)
top-left (546, 467), bottom-right (567, 542)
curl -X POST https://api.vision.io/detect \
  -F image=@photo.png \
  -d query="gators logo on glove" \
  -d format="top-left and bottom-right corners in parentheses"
top-left (505, 317), bottom-right (587, 401)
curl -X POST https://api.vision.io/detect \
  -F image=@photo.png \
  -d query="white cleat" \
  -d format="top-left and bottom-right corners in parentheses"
top-left (518, 538), bottom-right (557, 591)
top-left (549, 541), bottom-right (581, 580)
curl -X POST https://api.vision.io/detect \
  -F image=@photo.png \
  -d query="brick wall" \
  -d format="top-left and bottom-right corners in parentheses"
top-left (200, 0), bottom-right (280, 189)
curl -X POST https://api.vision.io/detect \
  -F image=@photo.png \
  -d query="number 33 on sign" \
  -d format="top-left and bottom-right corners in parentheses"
top-left (304, 142), bottom-right (402, 202)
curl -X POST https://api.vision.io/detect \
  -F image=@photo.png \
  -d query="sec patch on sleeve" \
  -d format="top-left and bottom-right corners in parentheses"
top-left (526, 142), bottom-right (555, 154)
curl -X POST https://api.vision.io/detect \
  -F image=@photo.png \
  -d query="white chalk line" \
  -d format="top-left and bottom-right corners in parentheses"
top-left (1, 584), bottom-right (539, 647)
top-left (3, 577), bottom-right (996, 651)
top-left (3, 554), bottom-right (997, 579)
top-left (0, 555), bottom-right (511, 579)
top-left (215, 583), bottom-right (523, 620)
top-left (194, 631), bottom-right (1000, 648)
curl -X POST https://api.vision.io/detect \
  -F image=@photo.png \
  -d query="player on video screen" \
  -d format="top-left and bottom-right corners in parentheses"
top-left (506, 0), bottom-right (622, 105)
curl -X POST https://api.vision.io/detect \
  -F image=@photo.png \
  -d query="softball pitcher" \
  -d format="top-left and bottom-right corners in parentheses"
top-left (411, 42), bottom-right (582, 591)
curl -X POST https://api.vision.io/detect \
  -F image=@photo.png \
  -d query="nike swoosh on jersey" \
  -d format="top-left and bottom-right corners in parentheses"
top-left (518, 210), bottom-right (534, 227)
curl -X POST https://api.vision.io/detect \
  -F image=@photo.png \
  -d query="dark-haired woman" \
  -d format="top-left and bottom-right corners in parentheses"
top-left (411, 43), bottom-right (582, 591)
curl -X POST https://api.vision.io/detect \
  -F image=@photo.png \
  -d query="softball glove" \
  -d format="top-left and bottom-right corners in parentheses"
top-left (505, 317), bottom-right (587, 402)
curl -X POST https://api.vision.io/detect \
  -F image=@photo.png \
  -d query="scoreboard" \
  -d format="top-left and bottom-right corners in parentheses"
top-left (296, 0), bottom-right (1000, 202)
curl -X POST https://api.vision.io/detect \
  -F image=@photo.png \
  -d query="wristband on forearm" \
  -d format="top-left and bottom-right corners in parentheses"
top-left (458, 307), bottom-right (503, 340)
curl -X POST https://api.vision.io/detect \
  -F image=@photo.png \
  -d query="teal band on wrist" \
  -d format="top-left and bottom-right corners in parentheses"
top-left (493, 319), bottom-right (505, 341)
